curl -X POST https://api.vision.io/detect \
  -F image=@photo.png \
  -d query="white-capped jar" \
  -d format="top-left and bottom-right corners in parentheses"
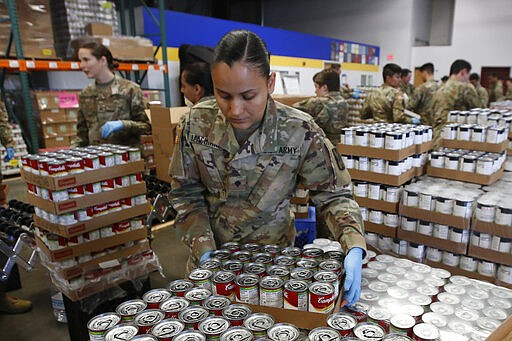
top-left (369, 210), bottom-right (384, 224)
top-left (378, 236), bottom-right (393, 251)
top-left (442, 251), bottom-right (460, 267)
top-left (365, 232), bottom-right (378, 246)
top-left (491, 235), bottom-right (502, 251)
top-left (461, 155), bottom-right (477, 173)
top-left (495, 205), bottom-right (512, 226)
top-left (341, 127), bottom-right (354, 145)
top-left (368, 183), bottom-right (381, 200)
top-left (384, 213), bottom-right (399, 228)
top-left (426, 247), bottom-right (443, 262)
top-left (412, 154), bottom-right (422, 168)
top-left (435, 196), bottom-right (453, 215)
top-left (448, 111), bottom-right (459, 123)
top-left (453, 199), bottom-right (473, 218)
top-left (449, 228), bottom-right (469, 244)
top-left (478, 233), bottom-right (492, 249)
top-left (384, 186), bottom-right (400, 203)
top-left (355, 129), bottom-right (369, 146)
top-left (358, 156), bottom-right (369, 171)
top-left (418, 220), bottom-right (433, 236)
top-left (385, 131), bottom-right (403, 150)
top-left (457, 112), bottom-right (468, 123)
top-left (370, 158), bottom-right (385, 174)
top-left (369, 130), bottom-right (385, 148)
top-left (467, 112), bottom-right (478, 124)
top-left (476, 202), bottom-right (496, 222)
top-left (459, 256), bottom-right (478, 272)
top-left (401, 217), bottom-right (417, 231)
top-left (433, 224), bottom-right (449, 240)
top-left (477, 260), bottom-right (497, 277)
top-left (354, 181), bottom-right (368, 197)
top-left (407, 242), bottom-right (425, 259)
top-left (414, 128), bottom-right (423, 145)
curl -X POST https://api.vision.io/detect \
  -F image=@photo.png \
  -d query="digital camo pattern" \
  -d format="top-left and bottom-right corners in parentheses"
top-left (292, 91), bottom-right (349, 144)
top-left (169, 98), bottom-right (365, 271)
top-left (488, 82), bottom-right (504, 105)
top-left (361, 84), bottom-right (412, 123)
top-left (401, 82), bottom-right (415, 97)
top-left (73, 74), bottom-right (150, 147)
top-left (407, 80), bottom-right (440, 124)
top-left (431, 78), bottom-right (482, 145)
top-left (474, 84), bottom-right (489, 109)
top-left (0, 95), bottom-right (13, 150)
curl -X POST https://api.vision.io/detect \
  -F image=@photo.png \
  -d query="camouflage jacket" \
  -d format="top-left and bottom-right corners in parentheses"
top-left (362, 84), bottom-right (411, 123)
top-left (73, 74), bottom-right (150, 147)
top-left (401, 82), bottom-right (415, 97)
top-left (0, 95), bottom-right (13, 149)
top-left (488, 82), bottom-right (504, 105)
top-left (169, 97), bottom-right (366, 265)
top-left (431, 78), bottom-right (482, 145)
top-left (292, 91), bottom-right (349, 144)
top-left (474, 84), bottom-right (489, 109)
top-left (407, 80), bottom-right (440, 124)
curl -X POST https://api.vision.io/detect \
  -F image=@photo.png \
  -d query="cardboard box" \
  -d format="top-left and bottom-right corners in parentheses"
top-left (290, 195), bottom-right (309, 205)
top-left (364, 221), bottom-right (397, 238)
top-left (424, 259), bottom-right (494, 283)
top-left (34, 91), bottom-right (61, 110)
top-left (27, 182), bottom-right (147, 215)
top-left (36, 227), bottom-right (148, 261)
top-left (441, 139), bottom-right (508, 153)
top-left (495, 279), bottom-right (512, 290)
top-left (40, 109), bottom-right (69, 124)
top-left (415, 140), bottom-right (433, 154)
top-left (397, 229), bottom-right (468, 254)
top-left (34, 203), bottom-right (150, 237)
top-left (426, 164), bottom-right (505, 185)
top-left (272, 94), bottom-right (310, 107)
top-left (52, 240), bottom-right (151, 280)
top-left (348, 167), bottom-right (416, 186)
top-left (69, 36), bottom-right (155, 62)
top-left (337, 143), bottom-right (416, 161)
top-left (42, 122), bottom-right (77, 138)
top-left (471, 219), bottom-right (512, 238)
top-left (66, 109), bottom-right (78, 121)
top-left (355, 196), bottom-right (399, 213)
top-left (21, 160), bottom-right (145, 190)
top-left (487, 315), bottom-right (512, 341)
top-left (44, 136), bottom-right (71, 148)
top-left (468, 244), bottom-right (512, 267)
top-left (85, 22), bottom-right (113, 36)
top-left (400, 205), bottom-right (470, 229)
top-left (150, 106), bottom-right (189, 183)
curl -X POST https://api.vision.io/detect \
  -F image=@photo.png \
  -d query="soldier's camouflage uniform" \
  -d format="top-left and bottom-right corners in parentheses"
top-left (473, 84), bottom-right (489, 109)
top-left (488, 82), bottom-right (504, 105)
top-left (361, 84), bottom-right (412, 123)
top-left (401, 82), bottom-right (415, 97)
top-left (0, 95), bottom-right (14, 180)
top-left (431, 78), bottom-right (482, 146)
top-left (169, 97), bottom-right (366, 272)
top-left (292, 91), bottom-right (349, 144)
top-left (407, 79), bottom-right (440, 125)
top-left (72, 74), bottom-right (151, 147)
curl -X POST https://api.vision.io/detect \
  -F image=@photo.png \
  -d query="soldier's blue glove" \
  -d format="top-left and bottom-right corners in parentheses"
top-left (412, 117), bottom-right (421, 125)
top-left (343, 247), bottom-right (363, 307)
top-left (101, 120), bottom-right (124, 138)
top-left (200, 251), bottom-right (213, 263)
top-left (4, 147), bottom-right (14, 162)
top-left (352, 89), bottom-right (360, 99)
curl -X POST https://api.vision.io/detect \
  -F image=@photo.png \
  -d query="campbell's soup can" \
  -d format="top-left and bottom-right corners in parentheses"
top-left (83, 154), bottom-right (100, 170)
top-left (66, 157), bottom-right (84, 173)
top-left (412, 323), bottom-right (439, 341)
top-left (295, 258), bottom-right (318, 271)
top-left (47, 160), bottom-right (68, 177)
top-left (132, 309), bottom-right (165, 332)
top-left (274, 256), bottom-right (296, 270)
top-left (160, 297), bottom-right (189, 319)
top-left (235, 273), bottom-right (259, 305)
top-left (390, 314), bottom-right (415, 337)
top-left (231, 250), bottom-right (252, 264)
top-left (219, 327), bottom-right (253, 341)
top-left (313, 270), bottom-right (339, 299)
top-left (131, 334), bottom-right (158, 340)
top-left (211, 250), bottom-right (231, 263)
top-left (114, 149), bottom-right (130, 165)
top-left (280, 246), bottom-right (301, 260)
top-left (68, 185), bottom-right (85, 198)
top-left (353, 322), bottom-right (386, 340)
top-left (85, 182), bottom-right (102, 194)
top-left (143, 288), bottom-right (172, 309)
top-left (130, 172), bottom-right (144, 185)
top-left (222, 304), bottom-right (251, 327)
top-left (37, 157), bottom-right (50, 175)
top-left (101, 178), bottom-right (116, 191)
top-left (302, 247), bottom-right (324, 260)
top-left (262, 244), bottom-right (281, 257)
top-left (267, 323), bottom-right (300, 341)
top-left (327, 312), bottom-right (357, 337)
top-left (116, 299), bottom-right (147, 322)
top-left (252, 252), bottom-right (274, 265)
top-left (128, 147), bottom-right (142, 162)
top-left (324, 250), bottom-right (344, 263)
top-left (178, 306), bottom-right (209, 330)
top-left (220, 242), bottom-right (240, 253)
top-left (200, 258), bottom-right (222, 273)
top-left (289, 267), bottom-right (314, 283)
top-left (368, 306), bottom-right (392, 332)
top-left (98, 152), bottom-right (115, 167)
top-left (318, 259), bottom-right (342, 278)
top-left (211, 270), bottom-right (236, 300)
top-left (283, 279), bottom-right (308, 311)
top-left (382, 333), bottom-right (414, 340)
top-left (174, 330), bottom-right (207, 341)
top-left (259, 276), bottom-right (284, 308)
top-left (115, 175), bottom-right (131, 188)
top-left (243, 313), bottom-right (274, 338)
top-left (189, 268), bottom-right (213, 292)
top-left (308, 282), bottom-right (335, 313)
top-left (104, 324), bottom-right (138, 341)
top-left (168, 279), bottom-right (195, 297)
top-left (203, 295), bottom-right (231, 316)
top-left (221, 260), bottom-right (244, 275)
top-left (240, 243), bottom-right (261, 253)
top-left (184, 287), bottom-right (212, 306)
top-left (198, 316), bottom-right (231, 341)
top-left (243, 262), bottom-right (266, 278)
top-left (308, 327), bottom-right (341, 341)
top-left (87, 312), bottom-right (121, 341)
top-left (151, 318), bottom-right (185, 340)
top-left (266, 265), bottom-right (290, 281)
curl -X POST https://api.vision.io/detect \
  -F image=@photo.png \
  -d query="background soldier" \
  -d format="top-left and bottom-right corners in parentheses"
top-left (407, 62), bottom-right (440, 124)
top-left (469, 73), bottom-right (488, 108)
top-left (292, 69), bottom-right (349, 144)
top-left (400, 68), bottom-right (415, 99)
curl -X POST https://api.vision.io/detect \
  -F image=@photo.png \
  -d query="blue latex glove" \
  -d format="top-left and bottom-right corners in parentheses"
top-left (199, 251), bottom-right (213, 263)
top-left (412, 117), bottom-right (421, 125)
top-left (3, 147), bottom-right (14, 162)
top-left (343, 247), bottom-right (363, 307)
top-left (352, 89), bottom-right (360, 99)
top-left (101, 120), bottom-right (124, 138)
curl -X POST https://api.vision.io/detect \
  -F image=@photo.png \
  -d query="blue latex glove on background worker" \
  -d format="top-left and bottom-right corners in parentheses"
top-left (101, 120), bottom-right (124, 138)
top-left (3, 147), bottom-right (14, 163)
top-left (411, 117), bottom-right (421, 124)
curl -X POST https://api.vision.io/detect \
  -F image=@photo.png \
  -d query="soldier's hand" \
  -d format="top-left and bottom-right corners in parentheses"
top-left (341, 247), bottom-right (363, 307)
top-left (101, 120), bottom-right (124, 138)
top-left (200, 250), bottom-right (213, 263)
top-left (3, 147), bottom-right (14, 162)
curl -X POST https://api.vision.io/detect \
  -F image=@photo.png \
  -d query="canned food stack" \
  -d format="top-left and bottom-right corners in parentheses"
top-left (139, 134), bottom-right (155, 170)
top-left (346, 86), bottom-right (372, 127)
top-left (0, 123), bottom-right (28, 176)
top-left (290, 187), bottom-right (309, 219)
top-left (355, 252), bottom-right (512, 340)
top-left (339, 123), bottom-right (432, 187)
top-left (20, 144), bottom-right (156, 301)
top-left (447, 108), bottom-right (512, 130)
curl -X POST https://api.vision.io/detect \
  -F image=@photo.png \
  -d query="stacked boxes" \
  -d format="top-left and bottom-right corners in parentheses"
top-left (33, 90), bottom-right (79, 148)
top-left (21, 144), bottom-right (155, 301)
top-left (0, 123), bottom-right (29, 176)
top-left (346, 86), bottom-right (373, 126)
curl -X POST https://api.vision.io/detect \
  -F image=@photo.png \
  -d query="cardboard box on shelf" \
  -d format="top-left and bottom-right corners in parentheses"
top-left (441, 139), bottom-right (508, 153)
top-left (42, 122), bottom-right (77, 138)
top-left (27, 182), bottom-right (146, 215)
top-left (36, 227), bottom-right (148, 262)
top-left (150, 106), bottom-right (189, 183)
top-left (34, 91), bottom-right (61, 110)
top-left (44, 136), bottom-right (71, 148)
top-left (471, 219), bottom-right (512, 239)
top-left (34, 203), bottom-right (150, 237)
top-left (467, 244), bottom-right (512, 267)
top-left (364, 221), bottom-right (397, 239)
top-left (355, 196), bottom-right (399, 213)
top-left (399, 205), bottom-right (470, 229)
top-left (21, 160), bottom-right (145, 190)
top-left (337, 143), bottom-right (416, 161)
top-left (40, 109), bottom-right (69, 124)
top-left (397, 229), bottom-right (468, 254)
top-left (69, 36), bottom-right (154, 62)
top-left (66, 108), bottom-right (78, 121)
top-left (426, 164), bottom-right (505, 185)
top-left (85, 22), bottom-right (113, 36)
top-left (348, 167), bottom-right (416, 186)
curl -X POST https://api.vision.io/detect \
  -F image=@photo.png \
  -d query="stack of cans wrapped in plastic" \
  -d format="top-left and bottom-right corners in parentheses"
top-left (20, 144), bottom-right (156, 300)
top-left (0, 123), bottom-right (28, 176)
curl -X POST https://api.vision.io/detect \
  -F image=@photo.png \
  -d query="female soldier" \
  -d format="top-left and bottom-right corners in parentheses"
top-left (180, 62), bottom-right (214, 106)
top-left (169, 30), bottom-right (366, 307)
top-left (73, 42), bottom-right (151, 147)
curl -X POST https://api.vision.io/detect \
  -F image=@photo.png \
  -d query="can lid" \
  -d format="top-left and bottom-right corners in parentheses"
top-left (354, 322), bottom-right (386, 340)
top-left (104, 324), bottom-right (138, 341)
top-left (243, 313), bottom-right (275, 331)
top-left (413, 323), bottom-right (439, 340)
top-left (267, 323), bottom-right (300, 341)
top-left (198, 316), bottom-right (230, 335)
top-left (151, 318), bottom-right (185, 338)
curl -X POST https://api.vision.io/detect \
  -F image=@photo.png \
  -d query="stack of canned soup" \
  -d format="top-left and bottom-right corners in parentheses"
top-left (346, 87), bottom-right (371, 127)
top-left (447, 108), bottom-right (512, 131)
top-left (23, 145), bottom-right (152, 291)
top-left (340, 123), bottom-right (431, 178)
top-left (429, 147), bottom-right (507, 176)
top-left (355, 252), bottom-right (512, 340)
top-left (470, 188), bottom-right (512, 285)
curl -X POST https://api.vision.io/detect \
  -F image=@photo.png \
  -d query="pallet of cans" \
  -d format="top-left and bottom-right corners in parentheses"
top-left (448, 108), bottom-right (512, 134)
top-left (339, 123), bottom-right (432, 186)
top-left (441, 122), bottom-right (509, 153)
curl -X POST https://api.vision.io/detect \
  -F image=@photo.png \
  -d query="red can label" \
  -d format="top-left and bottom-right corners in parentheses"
top-left (114, 220), bottom-right (131, 233)
top-left (47, 160), bottom-right (67, 177)
top-left (143, 289), bottom-right (172, 309)
top-left (308, 282), bottom-right (335, 313)
top-left (83, 154), bottom-right (100, 170)
top-left (134, 309), bottom-right (165, 334)
top-left (101, 178), bottom-right (115, 191)
top-left (159, 297), bottom-right (189, 318)
top-left (94, 204), bottom-right (109, 216)
top-left (283, 279), bottom-right (308, 311)
top-left (68, 185), bottom-right (85, 198)
top-left (108, 200), bottom-right (122, 212)
top-left (66, 157), bottom-right (84, 173)
top-left (212, 271), bottom-right (236, 300)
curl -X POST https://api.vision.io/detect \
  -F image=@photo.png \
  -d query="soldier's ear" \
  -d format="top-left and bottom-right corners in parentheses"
top-left (267, 72), bottom-right (276, 95)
